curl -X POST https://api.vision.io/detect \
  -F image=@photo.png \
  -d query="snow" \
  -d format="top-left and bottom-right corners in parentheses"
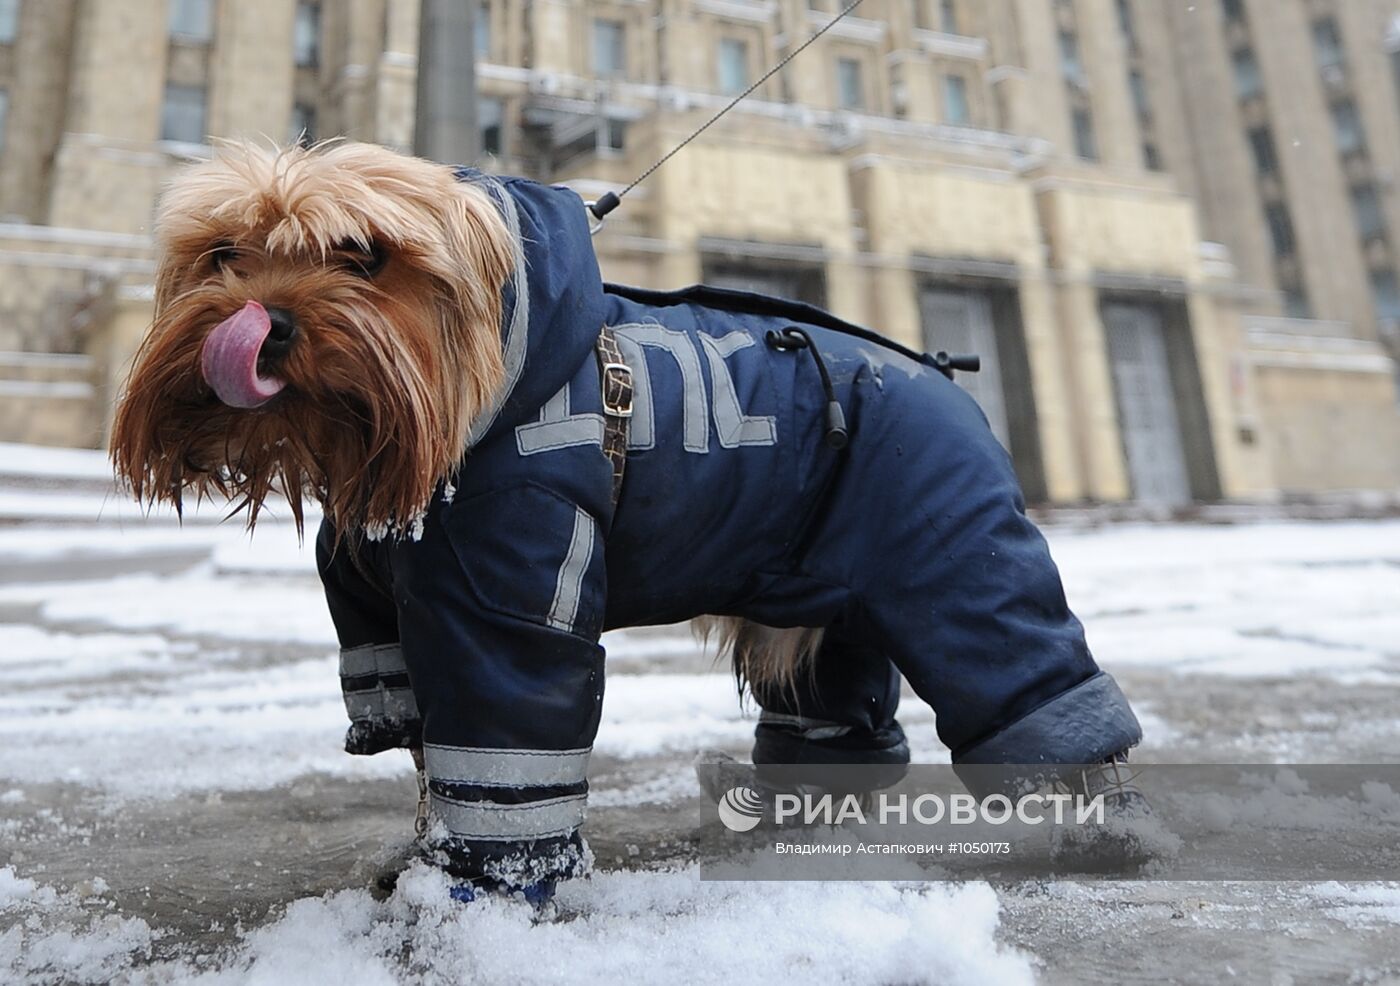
top-left (0, 869), bottom-right (156, 985)
top-left (0, 866), bottom-right (1032, 986)
top-left (197, 867), bottom-right (1028, 986)
top-left (0, 867), bottom-right (37, 908)
top-left (1307, 883), bottom-right (1400, 928)
top-left (0, 442), bottom-right (113, 481)
top-left (0, 568), bottom-right (337, 646)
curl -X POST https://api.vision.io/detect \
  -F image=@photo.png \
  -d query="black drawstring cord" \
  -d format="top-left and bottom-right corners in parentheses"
top-left (766, 327), bottom-right (848, 450)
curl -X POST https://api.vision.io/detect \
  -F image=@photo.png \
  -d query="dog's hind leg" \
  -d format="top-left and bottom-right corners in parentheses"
top-left (696, 619), bottom-right (910, 792)
top-left (748, 623), bottom-right (909, 788)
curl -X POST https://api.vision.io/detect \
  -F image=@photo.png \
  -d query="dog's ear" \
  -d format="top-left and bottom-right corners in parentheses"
top-left (420, 176), bottom-right (520, 439)
top-left (433, 177), bottom-right (515, 349)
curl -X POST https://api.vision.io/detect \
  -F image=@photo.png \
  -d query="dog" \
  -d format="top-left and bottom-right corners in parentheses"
top-left (112, 141), bottom-right (1143, 898)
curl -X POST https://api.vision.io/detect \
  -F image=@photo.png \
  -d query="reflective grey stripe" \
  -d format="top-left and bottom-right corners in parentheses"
top-left (613, 324), bottom-right (709, 452)
top-left (430, 792), bottom-right (586, 841)
top-left (547, 508), bottom-right (595, 631)
top-left (613, 331), bottom-right (655, 450)
top-left (423, 744), bottom-right (591, 788)
top-left (515, 383), bottom-right (605, 455)
top-left (344, 685), bottom-right (420, 723)
top-left (467, 179), bottom-right (529, 447)
top-left (339, 642), bottom-right (406, 679)
top-left (760, 710), bottom-right (852, 741)
top-left (699, 331), bottom-right (778, 448)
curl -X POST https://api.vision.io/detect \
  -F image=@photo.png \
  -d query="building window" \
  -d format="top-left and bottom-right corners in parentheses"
top-left (1350, 184), bottom-right (1384, 242)
top-left (1058, 31), bottom-right (1084, 86)
top-left (289, 102), bottom-right (316, 145)
top-left (1129, 70), bottom-right (1149, 116)
top-left (1115, 0), bottom-right (1135, 42)
top-left (161, 83), bottom-right (207, 144)
top-left (943, 74), bottom-right (970, 125)
top-left (1311, 17), bottom-right (1342, 71)
top-left (1231, 47), bottom-right (1260, 99)
top-left (702, 260), bottom-right (827, 308)
top-left (1072, 107), bottom-right (1097, 160)
top-left (1142, 141), bottom-right (1162, 171)
top-left (0, 89), bottom-right (8, 152)
top-left (293, 1), bottom-right (319, 67)
top-left (476, 1), bottom-right (491, 60)
top-left (939, 0), bottom-right (957, 34)
top-left (1372, 269), bottom-right (1400, 319)
top-left (602, 117), bottom-right (626, 152)
top-left (718, 38), bottom-right (749, 96)
top-left (1283, 287), bottom-right (1309, 319)
top-left (1393, 48), bottom-right (1400, 113)
top-left (1221, 0), bottom-right (1245, 23)
top-left (592, 18), bottom-right (626, 78)
top-left (480, 97), bottom-right (502, 155)
top-left (168, 0), bottom-right (213, 41)
top-left (1329, 99), bottom-right (1363, 155)
top-left (0, 0), bottom-right (19, 44)
top-left (1246, 126), bottom-right (1277, 175)
top-left (1264, 202), bottom-right (1296, 257)
top-left (836, 57), bottom-right (864, 110)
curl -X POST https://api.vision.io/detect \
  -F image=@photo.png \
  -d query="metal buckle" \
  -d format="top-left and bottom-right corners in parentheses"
top-left (601, 362), bottom-right (633, 418)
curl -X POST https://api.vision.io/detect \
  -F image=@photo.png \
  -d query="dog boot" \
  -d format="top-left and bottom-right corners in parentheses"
top-left (1049, 756), bottom-right (1179, 872)
top-left (449, 877), bottom-right (559, 912)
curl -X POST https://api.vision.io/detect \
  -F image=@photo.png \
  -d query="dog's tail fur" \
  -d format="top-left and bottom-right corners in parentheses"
top-left (693, 616), bottom-right (825, 695)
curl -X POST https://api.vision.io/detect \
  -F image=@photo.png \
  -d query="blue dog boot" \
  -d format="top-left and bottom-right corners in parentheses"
top-left (448, 882), bottom-right (479, 904)
top-left (449, 877), bottom-right (558, 911)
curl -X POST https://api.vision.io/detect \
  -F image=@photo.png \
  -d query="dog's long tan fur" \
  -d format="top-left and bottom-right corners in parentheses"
top-left (111, 139), bottom-right (817, 694)
top-left (113, 141), bottom-right (512, 535)
top-left (694, 617), bottom-right (825, 697)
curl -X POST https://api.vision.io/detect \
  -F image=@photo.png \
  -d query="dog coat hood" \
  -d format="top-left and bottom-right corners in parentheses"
top-left (316, 174), bottom-right (1142, 891)
top-left (456, 170), bottom-right (610, 450)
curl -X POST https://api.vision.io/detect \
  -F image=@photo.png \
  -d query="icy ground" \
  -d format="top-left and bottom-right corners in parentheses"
top-left (2, 442), bottom-right (1399, 984)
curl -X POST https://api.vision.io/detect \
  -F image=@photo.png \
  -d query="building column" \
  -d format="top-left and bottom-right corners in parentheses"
top-left (48, 0), bottom-right (169, 233)
top-left (1055, 277), bottom-right (1130, 500)
top-left (1018, 273), bottom-right (1083, 501)
top-left (865, 265), bottom-right (922, 353)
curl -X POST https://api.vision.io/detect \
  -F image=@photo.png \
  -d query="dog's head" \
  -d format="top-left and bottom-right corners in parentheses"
top-left (111, 141), bottom-right (513, 534)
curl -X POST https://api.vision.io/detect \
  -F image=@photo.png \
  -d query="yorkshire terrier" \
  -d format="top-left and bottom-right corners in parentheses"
top-left (113, 141), bottom-right (1143, 900)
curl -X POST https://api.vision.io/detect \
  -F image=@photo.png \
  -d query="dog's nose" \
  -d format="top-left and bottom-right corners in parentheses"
top-left (260, 307), bottom-right (298, 360)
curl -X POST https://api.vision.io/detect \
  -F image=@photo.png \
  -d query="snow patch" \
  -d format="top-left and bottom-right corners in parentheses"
top-left (0, 868), bottom-right (154, 985)
top-left (161, 865), bottom-right (1032, 986)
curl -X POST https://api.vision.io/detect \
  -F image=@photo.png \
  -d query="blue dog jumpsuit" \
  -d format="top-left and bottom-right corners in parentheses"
top-left (316, 173), bottom-right (1142, 888)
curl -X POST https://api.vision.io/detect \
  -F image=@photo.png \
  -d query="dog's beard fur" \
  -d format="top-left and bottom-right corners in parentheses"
top-left (111, 141), bottom-right (513, 535)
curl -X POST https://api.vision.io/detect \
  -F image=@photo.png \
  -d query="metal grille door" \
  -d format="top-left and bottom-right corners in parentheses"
top-left (920, 287), bottom-right (1010, 448)
top-left (1101, 302), bottom-right (1192, 505)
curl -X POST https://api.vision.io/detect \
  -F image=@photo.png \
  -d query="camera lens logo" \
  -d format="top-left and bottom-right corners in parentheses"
top-left (717, 786), bottom-right (765, 832)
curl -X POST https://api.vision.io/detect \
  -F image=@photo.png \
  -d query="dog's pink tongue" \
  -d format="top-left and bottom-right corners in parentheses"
top-left (200, 301), bottom-right (286, 408)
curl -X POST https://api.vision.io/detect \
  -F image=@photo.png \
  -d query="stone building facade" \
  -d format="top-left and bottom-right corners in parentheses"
top-left (0, 0), bottom-right (1396, 504)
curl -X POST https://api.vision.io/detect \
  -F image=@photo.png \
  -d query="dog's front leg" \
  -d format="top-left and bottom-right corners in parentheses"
top-left (380, 486), bottom-right (607, 904)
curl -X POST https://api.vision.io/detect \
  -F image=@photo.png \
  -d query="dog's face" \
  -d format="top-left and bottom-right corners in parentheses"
top-left (112, 142), bottom-right (514, 534)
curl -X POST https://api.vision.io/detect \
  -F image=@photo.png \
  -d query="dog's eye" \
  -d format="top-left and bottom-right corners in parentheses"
top-left (209, 244), bottom-right (241, 271)
top-left (336, 241), bottom-right (387, 279)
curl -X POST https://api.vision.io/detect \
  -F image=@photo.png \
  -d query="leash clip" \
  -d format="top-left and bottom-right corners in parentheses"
top-left (585, 191), bottom-right (621, 238)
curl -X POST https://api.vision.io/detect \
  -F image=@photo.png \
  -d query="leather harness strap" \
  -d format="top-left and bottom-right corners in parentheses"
top-left (596, 326), bottom-right (633, 506)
